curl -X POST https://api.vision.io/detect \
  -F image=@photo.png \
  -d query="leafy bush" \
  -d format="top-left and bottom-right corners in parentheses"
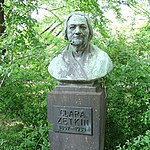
top-left (0, 0), bottom-right (149, 149)
top-left (116, 130), bottom-right (150, 150)
top-left (0, 0), bottom-right (55, 149)
top-left (103, 24), bottom-right (150, 149)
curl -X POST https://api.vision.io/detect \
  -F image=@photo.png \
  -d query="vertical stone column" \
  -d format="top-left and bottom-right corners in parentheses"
top-left (47, 84), bottom-right (106, 150)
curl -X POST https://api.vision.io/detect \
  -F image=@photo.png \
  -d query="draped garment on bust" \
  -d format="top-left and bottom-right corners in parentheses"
top-left (48, 44), bottom-right (113, 82)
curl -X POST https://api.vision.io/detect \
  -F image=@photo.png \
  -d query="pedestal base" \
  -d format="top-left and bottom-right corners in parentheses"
top-left (47, 85), bottom-right (105, 150)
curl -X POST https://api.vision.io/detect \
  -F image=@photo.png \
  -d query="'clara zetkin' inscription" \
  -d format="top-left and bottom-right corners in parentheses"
top-left (53, 106), bottom-right (93, 135)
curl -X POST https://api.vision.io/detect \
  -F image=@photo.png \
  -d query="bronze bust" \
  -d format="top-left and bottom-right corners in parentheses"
top-left (48, 12), bottom-right (113, 82)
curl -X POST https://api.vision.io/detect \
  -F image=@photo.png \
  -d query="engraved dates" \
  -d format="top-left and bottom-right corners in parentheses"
top-left (53, 106), bottom-right (93, 135)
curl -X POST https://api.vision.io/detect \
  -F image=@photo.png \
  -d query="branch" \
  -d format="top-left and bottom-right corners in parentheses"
top-left (38, 6), bottom-right (64, 23)
top-left (14, 53), bottom-right (38, 61)
top-left (0, 73), bottom-right (7, 87)
top-left (40, 20), bottom-right (56, 35)
top-left (40, 22), bottom-right (63, 35)
top-left (50, 22), bottom-right (62, 33)
top-left (129, 3), bottom-right (150, 18)
top-left (56, 30), bottom-right (62, 37)
top-left (39, 6), bottom-right (66, 13)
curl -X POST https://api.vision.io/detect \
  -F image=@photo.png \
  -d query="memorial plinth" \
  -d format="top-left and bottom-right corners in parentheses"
top-left (47, 84), bottom-right (106, 150)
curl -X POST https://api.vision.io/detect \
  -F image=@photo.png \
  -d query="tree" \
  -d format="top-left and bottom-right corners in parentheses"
top-left (0, 0), bottom-right (4, 34)
top-left (0, 0), bottom-right (149, 149)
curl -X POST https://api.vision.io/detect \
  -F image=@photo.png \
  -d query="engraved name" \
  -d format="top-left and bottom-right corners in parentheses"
top-left (53, 106), bottom-right (92, 135)
top-left (57, 109), bottom-right (89, 127)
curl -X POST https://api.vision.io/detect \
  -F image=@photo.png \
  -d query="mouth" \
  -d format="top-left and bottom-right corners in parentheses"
top-left (73, 37), bottom-right (82, 40)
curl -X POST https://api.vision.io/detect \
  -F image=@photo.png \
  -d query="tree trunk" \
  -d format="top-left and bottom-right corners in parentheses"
top-left (0, 0), bottom-right (4, 35)
top-left (0, 0), bottom-right (6, 58)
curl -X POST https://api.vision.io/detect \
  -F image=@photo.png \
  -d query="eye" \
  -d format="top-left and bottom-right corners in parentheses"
top-left (80, 25), bottom-right (87, 30)
top-left (69, 25), bottom-right (76, 30)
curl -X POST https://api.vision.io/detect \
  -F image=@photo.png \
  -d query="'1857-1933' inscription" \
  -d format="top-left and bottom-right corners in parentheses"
top-left (53, 106), bottom-right (93, 135)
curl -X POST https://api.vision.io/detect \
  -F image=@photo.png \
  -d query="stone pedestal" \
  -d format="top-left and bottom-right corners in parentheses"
top-left (47, 84), bottom-right (106, 150)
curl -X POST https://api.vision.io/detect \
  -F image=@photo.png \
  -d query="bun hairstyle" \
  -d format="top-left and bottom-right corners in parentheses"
top-left (64, 12), bottom-right (93, 41)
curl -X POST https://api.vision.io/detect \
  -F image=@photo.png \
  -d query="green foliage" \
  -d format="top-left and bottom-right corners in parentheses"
top-left (103, 23), bottom-right (150, 149)
top-left (116, 130), bottom-right (150, 150)
top-left (0, 0), bottom-right (149, 149)
top-left (0, 0), bottom-right (56, 149)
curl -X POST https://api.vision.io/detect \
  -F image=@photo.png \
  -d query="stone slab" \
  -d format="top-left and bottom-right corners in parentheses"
top-left (47, 85), bottom-right (105, 150)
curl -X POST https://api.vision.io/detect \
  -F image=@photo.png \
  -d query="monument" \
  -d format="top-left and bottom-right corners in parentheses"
top-left (47, 12), bottom-right (113, 150)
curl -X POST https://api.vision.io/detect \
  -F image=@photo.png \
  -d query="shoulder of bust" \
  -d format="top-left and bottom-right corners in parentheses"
top-left (90, 44), bottom-right (108, 56)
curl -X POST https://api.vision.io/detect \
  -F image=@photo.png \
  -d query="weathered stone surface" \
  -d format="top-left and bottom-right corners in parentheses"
top-left (48, 12), bottom-right (113, 82)
top-left (47, 85), bottom-right (106, 150)
top-left (53, 105), bottom-right (93, 135)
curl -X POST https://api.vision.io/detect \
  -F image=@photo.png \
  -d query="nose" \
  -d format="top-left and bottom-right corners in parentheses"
top-left (75, 26), bottom-right (81, 35)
